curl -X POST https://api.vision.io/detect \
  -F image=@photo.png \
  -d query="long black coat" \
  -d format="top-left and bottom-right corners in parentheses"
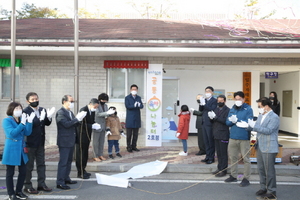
top-left (211, 105), bottom-right (230, 140)
top-left (76, 105), bottom-right (95, 144)
top-left (193, 105), bottom-right (203, 130)
top-left (23, 106), bottom-right (52, 148)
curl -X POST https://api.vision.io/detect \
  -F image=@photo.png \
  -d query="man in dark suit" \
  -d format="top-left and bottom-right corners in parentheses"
top-left (209, 95), bottom-right (230, 177)
top-left (200, 86), bottom-right (217, 164)
top-left (76, 98), bottom-right (100, 179)
top-left (23, 92), bottom-right (55, 194)
top-left (56, 95), bottom-right (87, 190)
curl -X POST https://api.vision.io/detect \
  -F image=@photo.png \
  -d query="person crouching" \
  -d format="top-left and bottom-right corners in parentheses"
top-left (105, 107), bottom-right (126, 159)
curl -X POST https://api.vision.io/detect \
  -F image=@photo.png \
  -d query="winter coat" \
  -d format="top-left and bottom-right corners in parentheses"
top-left (125, 94), bottom-right (143, 128)
top-left (226, 103), bottom-right (253, 140)
top-left (106, 115), bottom-right (122, 140)
top-left (193, 104), bottom-right (203, 130)
top-left (2, 116), bottom-right (33, 166)
top-left (212, 105), bottom-right (230, 140)
top-left (200, 97), bottom-right (217, 126)
top-left (176, 111), bottom-right (191, 140)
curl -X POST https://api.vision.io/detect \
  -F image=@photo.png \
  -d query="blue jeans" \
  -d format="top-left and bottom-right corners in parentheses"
top-left (108, 140), bottom-right (120, 154)
top-left (182, 139), bottom-right (187, 152)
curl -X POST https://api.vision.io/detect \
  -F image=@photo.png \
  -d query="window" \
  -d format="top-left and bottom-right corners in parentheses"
top-left (1, 67), bottom-right (20, 99)
top-left (108, 68), bottom-right (146, 101)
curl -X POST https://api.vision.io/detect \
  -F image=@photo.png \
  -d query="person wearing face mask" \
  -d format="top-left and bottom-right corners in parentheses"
top-left (269, 91), bottom-right (280, 116)
top-left (93, 93), bottom-right (115, 162)
top-left (248, 97), bottom-right (279, 200)
top-left (2, 102), bottom-right (35, 200)
top-left (199, 86), bottom-right (217, 164)
top-left (190, 94), bottom-right (205, 156)
top-left (75, 98), bottom-right (100, 179)
top-left (56, 95), bottom-right (87, 190)
top-left (125, 84), bottom-right (144, 152)
top-left (225, 91), bottom-right (253, 187)
top-left (23, 92), bottom-right (55, 194)
top-left (208, 95), bottom-right (230, 177)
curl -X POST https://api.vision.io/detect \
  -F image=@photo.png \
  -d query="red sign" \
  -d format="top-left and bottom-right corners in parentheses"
top-left (104, 60), bottom-right (149, 69)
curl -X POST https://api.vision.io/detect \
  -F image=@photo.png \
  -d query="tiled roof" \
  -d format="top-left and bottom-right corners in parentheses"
top-left (0, 18), bottom-right (299, 48)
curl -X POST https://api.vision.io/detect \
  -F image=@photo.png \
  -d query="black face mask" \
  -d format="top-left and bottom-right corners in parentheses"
top-left (114, 112), bottom-right (117, 116)
top-left (217, 102), bottom-right (225, 107)
top-left (100, 101), bottom-right (106, 105)
top-left (269, 97), bottom-right (275, 100)
top-left (197, 99), bottom-right (200, 103)
top-left (29, 101), bottom-right (39, 108)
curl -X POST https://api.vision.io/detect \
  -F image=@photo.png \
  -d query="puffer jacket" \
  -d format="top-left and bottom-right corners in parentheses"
top-left (177, 111), bottom-right (191, 140)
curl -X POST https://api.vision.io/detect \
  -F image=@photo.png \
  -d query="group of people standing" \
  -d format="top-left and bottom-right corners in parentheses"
top-left (176, 87), bottom-right (280, 200)
top-left (1, 84), bottom-right (144, 200)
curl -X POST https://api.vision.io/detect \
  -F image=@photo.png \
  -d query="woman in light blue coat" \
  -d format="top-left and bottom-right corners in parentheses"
top-left (2, 102), bottom-right (34, 200)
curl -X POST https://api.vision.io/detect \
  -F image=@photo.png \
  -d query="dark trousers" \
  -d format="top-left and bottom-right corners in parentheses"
top-left (215, 139), bottom-right (228, 173)
top-left (6, 159), bottom-right (26, 196)
top-left (202, 125), bottom-right (215, 161)
top-left (56, 146), bottom-right (74, 185)
top-left (108, 140), bottom-right (120, 154)
top-left (197, 128), bottom-right (206, 153)
top-left (24, 145), bottom-right (46, 189)
top-left (126, 128), bottom-right (139, 149)
top-left (75, 142), bottom-right (90, 175)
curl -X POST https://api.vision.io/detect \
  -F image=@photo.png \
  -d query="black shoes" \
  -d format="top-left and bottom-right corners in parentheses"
top-left (239, 178), bottom-right (250, 187)
top-left (195, 151), bottom-right (206, 156)
top-left (109, 154), bottom-right (114, 159)
top-left (56, 185), bottom-right (70, 190)
top-left (116, 153), bottom-right (122, 158)
top-left (65, 180), bottom-right (77, 184)
top-left (201, 158), bottom-right (209, 162)
top-left (132, 148), bottom-right (140, 152)
top-left (84, 171), bottom-right (91, 176)
top-left (8, 195), bottom-right (17, 200)
top-left (15, 192), bottom-right (28, 200)
top-left (215, 171), bottom-right (227, 177)
top-left (23, 187), bottom-right (39, 194)
top-left (37, 185), bottom-right (52, 192)
top-left (224, 175), bottom-right (237, 182)
top-left (77, 173), bottom-right (90, 179)
top-left (127, 147), bottom-right (133, 153)
top-left (206, 160), bottom-right (214, 164)
top-left (256, 189), bottom-right (267, 196)
top-left (260, 193), bottom-right (276, 199)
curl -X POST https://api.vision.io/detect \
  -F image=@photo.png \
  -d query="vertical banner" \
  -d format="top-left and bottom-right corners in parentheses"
top-left (243, 72), bottom-right (251, 105)
top-left (146, 64), bottom-right (162, 146)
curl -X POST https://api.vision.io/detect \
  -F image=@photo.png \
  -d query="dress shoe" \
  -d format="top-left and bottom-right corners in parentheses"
top-left (83, 171), bottom-right (91, 176)
top-left (256, 189), bottom-right (267, 196)
top-left (215, 171), bottom-right (227, 177)
top-left (260, 193), bottom-right (276, 199)
top-left (127, 148), bottom-right (133, 153)
top-left (77, 173), bottom-right (90, 179)
top-left (99, 156), bottom-right (106, 161)
top-left (212, 169), bottom-right (220, 175)
top-left (37, 185), bottom-right (52, 192)
top-left (206, 160), bottom-right (214, 164)
top-left (8, 195), bottom-right (17, 200)
top-left (57, 185), bottom-right (70, 190)
top-left (65, 180), bottom-right (77, 184)
top-left (24, 187), bottom-right (39, 194)
top-left (132, 148), bottom-right (140, 152)
top-left (195, 151), bottom-right (206, 156)
top-left (201, 158), bottom-right (209, 162)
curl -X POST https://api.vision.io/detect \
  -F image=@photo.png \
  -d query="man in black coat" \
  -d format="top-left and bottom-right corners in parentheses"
top-left (56, 95), bottom-right (86, 190)
top-left (209, 95), bottom-right (230, 177)
top-left (75, 98), bottom-right (100, 179)
top-left (23, 92), bottom-right (55, 194)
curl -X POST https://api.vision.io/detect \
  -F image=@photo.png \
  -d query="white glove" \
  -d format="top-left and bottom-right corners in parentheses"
top-left (92, 123), bottom-right (101, 130)
top-left (121, 132), bottom-right (126, 138)
top-left (228, 115), bottom-right (238, 123)
top-left (76, 111), bottom-right (87, 121)
top-left (105, 131), bottom-right (112, 136)
top-left (40, 109), bottom-right (46, 121)
top-left (208, 111), bottom-right (216, 119)
top-left (236, 120), bottom-right (249, 128)
top-left (176, 132), bottom-right (180, 137)
top-left (137, 102), bottom-right (141, 107)
top-left (47, 107), bottom-right (56, 118)
top-left (190, 108), bottom-right (195, 112)
top-left (27, 112), bottom-right (36, 123)
top-left (106, 108), bottom-right (115, 115)
top-left (248, 119), bottom-right (256, 128)
top-left (21, 113), bottom-right (27, 125)
top-left (134, 101), bottom-right (138, 107)
top-left (200, 97), bottom-right (206, 106)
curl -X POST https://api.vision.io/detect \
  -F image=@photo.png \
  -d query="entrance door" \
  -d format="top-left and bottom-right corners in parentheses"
top-left (162, 78), bottom-right (179, 143)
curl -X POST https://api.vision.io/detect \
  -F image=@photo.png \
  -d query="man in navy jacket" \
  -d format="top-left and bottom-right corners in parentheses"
top-left (125, 84), bottom-right (143, 152)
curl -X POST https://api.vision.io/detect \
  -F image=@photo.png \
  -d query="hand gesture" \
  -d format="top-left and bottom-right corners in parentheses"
top-left (248, 119), bottom-right (256, 128)
top-left (40, 109), bottom-right (46, 121)
top-left (21, 113), bottom-right (27, 125)
top-left (121, 131), bottom-right (126, 138)
top-left (134, 101), bottom-right (138, 107)
top-left (236, 120), bottom-right (249, 128)
top-left (200, 97), bottom-right (206, 106)
top-left (176, 132), bottom-right (181, 137)
top-left (190, 108), bottom-right (195, 112)
top-left (92, 123), bottom-right (101, 130)
top-left (76, 111), bottom-right (87, 121)
top-left (106, 108), bottom-right (115, 115)
top-left (27, 112), bottom-right (36, 123)
top-left (208, 111), bottom-right (216, 119)
top-left (105, 131), bottom-right (112, 137)
top-left (228, 115), bottom-right (238, 123)
top-left (47, 107), bottom-right (56, 118)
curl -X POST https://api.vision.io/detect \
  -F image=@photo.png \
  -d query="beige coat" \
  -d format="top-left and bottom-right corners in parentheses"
top-left (106, 115), bottom-right (122, 140)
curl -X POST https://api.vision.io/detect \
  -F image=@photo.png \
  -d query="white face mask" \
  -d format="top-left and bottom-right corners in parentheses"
top-left (258, 108), bottom-right (265, 114)
top-left (205, 93), bottom-right (212, 98)
top-left (69, 102), bottom-right (74, 109)
top-left (90, 108), bottom-right (97, 112)
top-left (13, 110), bottom-right (22, 117)
top-left (131, 90), bottom-right (137, 95)
top-left (235, 100), bottom-right (243, 107)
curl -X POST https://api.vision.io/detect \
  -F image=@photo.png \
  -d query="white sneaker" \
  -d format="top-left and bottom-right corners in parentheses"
top-left (178, 151), bottom-right (188, 156)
